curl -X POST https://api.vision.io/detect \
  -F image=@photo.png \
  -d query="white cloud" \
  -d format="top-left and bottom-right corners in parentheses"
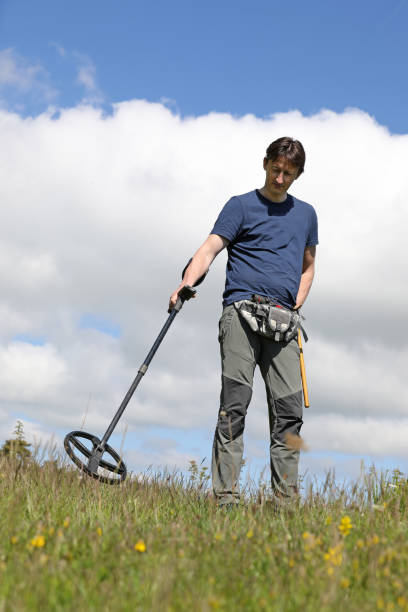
top-left (303, 414), bottom-right (408, 457)
top-left (72, 52), bottom-right (103, 104)
top-left (0, 100), bottom-right (407, 476)
top-left (306, 337), bottom-right (408, 418)
top-left (50, 42), bottom-right (67, 59)
top-left (126, 441), bottom-right (201, 473)
top-left (0, 47), bottom-right (104, 110)
top-left (0, 48), bottom-right (57, 103)
top-left (0, 342), bottom-right (68, 403)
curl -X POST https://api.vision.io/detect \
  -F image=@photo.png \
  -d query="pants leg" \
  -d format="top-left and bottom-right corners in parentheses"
top-left (259, 337), bottom-right (303, 499)
top-left (211, 305), bottom-right (259, 505)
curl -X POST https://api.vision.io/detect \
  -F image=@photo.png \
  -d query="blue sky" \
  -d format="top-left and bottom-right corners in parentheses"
top-left (1, 0), bottom-right (408, 132)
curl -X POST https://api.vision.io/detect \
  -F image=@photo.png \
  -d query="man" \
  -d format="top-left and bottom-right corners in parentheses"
top-left (169, 137), bottom-right (318, 506)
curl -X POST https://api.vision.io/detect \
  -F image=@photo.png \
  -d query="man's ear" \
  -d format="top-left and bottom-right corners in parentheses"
top-left (263, 157), bottom-right (268, 170)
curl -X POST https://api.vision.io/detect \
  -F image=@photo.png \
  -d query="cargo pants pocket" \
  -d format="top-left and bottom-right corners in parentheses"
top-left (218, 304), bottom-right (236, 343)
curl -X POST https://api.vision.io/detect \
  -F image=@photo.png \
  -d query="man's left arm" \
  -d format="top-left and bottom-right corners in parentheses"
top-left (294, 246), bottom-right (317, 310)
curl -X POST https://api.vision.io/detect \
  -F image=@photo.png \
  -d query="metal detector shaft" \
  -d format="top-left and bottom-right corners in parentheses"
top-left (99, 286), bottom-right (195, 448)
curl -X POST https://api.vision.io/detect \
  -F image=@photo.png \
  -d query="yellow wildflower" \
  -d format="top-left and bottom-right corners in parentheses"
top-left (63, 518), bottom-right (70, 528)
top-left (324, 544), bottom-right (343, 567)
top-left (325, 516), bottom-right (332, 525)
top-left (340, 578), bottom-right (350, 588)
top-left (10, 536), bottom-right (18, 544)
top-left (338, 516), bottom-right (353, 536)
top-left (356, 539), bottom-right (364, 549)
top-left (134, 540), bottom-right (146, 552)
top-left (302, 531), bottom-right (310, 539)
top-left (377, 598), bottom-right (385, 610)
top-left (246, 529), bottom-right (254, 539)
top-left (397, 597), bottom-right (407, 607)
top-left (96, 527), bottom-right (102, 537)
top-left (327, 566), bottom-right (334, 576)
top-left (288, 558), bottom-right (295, 568)
top-left (214, 532), bottom-right (223, 541)
top-left (31, 535), bottom-right (46, 548)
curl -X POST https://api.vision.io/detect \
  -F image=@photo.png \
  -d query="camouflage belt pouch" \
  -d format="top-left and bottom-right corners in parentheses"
top-left (233, 299), bottom-right (301, 342)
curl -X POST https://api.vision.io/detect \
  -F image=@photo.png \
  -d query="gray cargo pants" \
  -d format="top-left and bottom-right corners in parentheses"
top-left (211, 303), bottom-right (303, 505)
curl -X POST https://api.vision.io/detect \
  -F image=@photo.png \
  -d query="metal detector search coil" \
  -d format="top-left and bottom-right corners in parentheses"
top-left (64, 431), bottom-right (127, 484)
top-left (64, 285), bottom-right (197, 485)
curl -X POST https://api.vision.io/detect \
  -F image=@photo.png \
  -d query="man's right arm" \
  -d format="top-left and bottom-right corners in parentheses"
top-left (168, 234), bottom-right (229, 310)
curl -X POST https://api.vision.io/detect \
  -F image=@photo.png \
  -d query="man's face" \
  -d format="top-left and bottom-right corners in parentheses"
top-left (263, 155), bottom-right (299, 201)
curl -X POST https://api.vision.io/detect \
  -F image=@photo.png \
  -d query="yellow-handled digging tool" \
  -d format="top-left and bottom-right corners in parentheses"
top-left (297, 329), bottom-right (309, 408)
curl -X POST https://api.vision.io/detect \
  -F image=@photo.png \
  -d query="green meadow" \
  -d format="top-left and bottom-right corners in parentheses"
top-left (1, 442), bottom-right (408, 611)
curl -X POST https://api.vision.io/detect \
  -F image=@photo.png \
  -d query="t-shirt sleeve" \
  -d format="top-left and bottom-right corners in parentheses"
top-left (210, 196), bottom-right (244, 242)
top-left (306, 206), bottom-right (319, 247)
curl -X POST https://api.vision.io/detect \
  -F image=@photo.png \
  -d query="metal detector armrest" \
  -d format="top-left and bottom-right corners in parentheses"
top-left (182, 258), bottom-right (208, 287)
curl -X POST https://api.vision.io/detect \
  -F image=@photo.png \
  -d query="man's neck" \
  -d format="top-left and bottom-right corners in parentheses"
top-left (259, 186), bottom-right (288, 203)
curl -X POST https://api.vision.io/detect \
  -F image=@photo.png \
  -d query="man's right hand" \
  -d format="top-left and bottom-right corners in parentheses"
top-left (168, 285), bottom-right (195, 312)
top-left (168, 290), bottom-right (180, 312)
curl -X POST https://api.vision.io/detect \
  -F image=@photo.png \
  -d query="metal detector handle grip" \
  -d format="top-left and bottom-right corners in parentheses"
top-left (173, 285), bottom-right (196, 311)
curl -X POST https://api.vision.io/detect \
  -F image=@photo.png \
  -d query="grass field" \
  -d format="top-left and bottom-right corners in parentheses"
top-left (1, 447), bottom-right (408, 611)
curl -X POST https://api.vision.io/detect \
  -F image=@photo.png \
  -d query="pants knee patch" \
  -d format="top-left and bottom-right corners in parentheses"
top-left (272, 390), bottom-right (303, 443)
top-left (217, 376), bottom-right (252, 441)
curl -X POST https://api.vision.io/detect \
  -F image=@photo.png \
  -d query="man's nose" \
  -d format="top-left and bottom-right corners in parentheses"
top-left (276, 172), bottom-right (284, 183)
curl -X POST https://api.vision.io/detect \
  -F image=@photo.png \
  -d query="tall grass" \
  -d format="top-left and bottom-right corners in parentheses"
top-left (1, 447), bottom-right (408, 611)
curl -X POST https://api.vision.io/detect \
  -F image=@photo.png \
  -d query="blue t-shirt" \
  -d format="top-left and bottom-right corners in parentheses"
top-left (211, 189), bottom-right (318, 308)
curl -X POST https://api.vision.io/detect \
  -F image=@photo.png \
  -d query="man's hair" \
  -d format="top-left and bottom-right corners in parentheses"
top-left (265, 137), bottom-right (305, 175)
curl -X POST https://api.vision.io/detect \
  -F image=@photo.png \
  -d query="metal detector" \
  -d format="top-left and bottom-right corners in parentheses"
top-left (64, 275), bottom-right (203, 484)
top-left (64, 257), bottom-right (207, 484)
